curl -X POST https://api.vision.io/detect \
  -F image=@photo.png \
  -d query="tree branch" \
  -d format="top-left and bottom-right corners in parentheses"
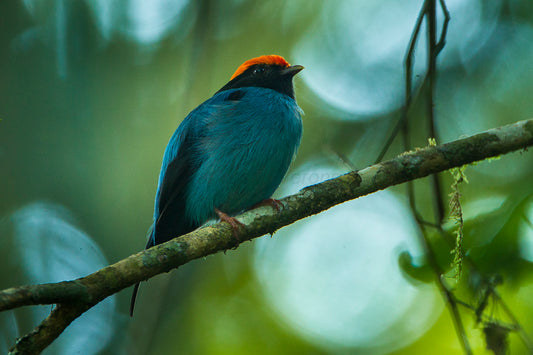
top-left (3, 119), bottom-right (533, 354)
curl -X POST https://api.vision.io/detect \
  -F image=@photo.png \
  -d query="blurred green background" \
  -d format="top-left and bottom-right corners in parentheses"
top-left (1, 0), bottom-right (533, 354)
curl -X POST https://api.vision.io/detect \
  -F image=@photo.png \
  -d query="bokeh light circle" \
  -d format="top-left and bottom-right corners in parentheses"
top-left (254, 164), bottom-right (442, 353)
top-left (293, 0), bottom-right (500, 118)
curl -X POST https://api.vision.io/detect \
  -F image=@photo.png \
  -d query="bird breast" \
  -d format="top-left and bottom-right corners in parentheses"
top-left (185, 87), bottom-right (303, 225)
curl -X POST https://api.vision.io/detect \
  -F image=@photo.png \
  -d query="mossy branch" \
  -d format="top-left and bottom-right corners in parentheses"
top-left (2, 119), bottom-right (533, 354)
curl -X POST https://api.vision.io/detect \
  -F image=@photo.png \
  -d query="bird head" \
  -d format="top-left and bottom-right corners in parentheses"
top-left (217, 55), bottom-right (304, 99)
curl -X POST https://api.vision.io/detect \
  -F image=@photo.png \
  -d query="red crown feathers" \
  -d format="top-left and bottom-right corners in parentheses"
top-left (230, 55), bottom-right (290, 80)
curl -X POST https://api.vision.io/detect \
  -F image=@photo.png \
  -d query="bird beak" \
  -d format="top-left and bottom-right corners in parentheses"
top-left (281, 65), bottom-right (304, 77)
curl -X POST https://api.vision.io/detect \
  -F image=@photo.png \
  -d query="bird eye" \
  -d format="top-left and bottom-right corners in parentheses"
top-left (253, 67), bottom-right (265, 75)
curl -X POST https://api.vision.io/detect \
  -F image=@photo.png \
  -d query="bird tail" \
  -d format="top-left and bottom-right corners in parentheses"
top-left (129, 227), bottom-right (155, 317)
top-left (129, 283), bottom-right (141, 317)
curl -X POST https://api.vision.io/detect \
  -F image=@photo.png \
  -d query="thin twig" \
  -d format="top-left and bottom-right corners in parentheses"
top-left (374, 1), bottom-right (427, 164)
top-left (492, 290), bottom-right (533, 351)
top-left (425, 0), bottom-right (470, 351)
top-left (436, 0), bottom-right (451, 54)
top-left (413, 217), bottom-right (472, 355)
top-left (9, 303), bottom-right (87, 355)
top-left (438, 225), bottom-right (532, 353)
top-left (426, 0), bottom-right (446, 224)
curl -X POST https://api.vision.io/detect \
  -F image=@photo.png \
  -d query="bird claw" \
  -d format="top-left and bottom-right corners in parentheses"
top-left (215, 208), bottom-right (245, 246)
top-left (252, 198), bottom-right (284, 212)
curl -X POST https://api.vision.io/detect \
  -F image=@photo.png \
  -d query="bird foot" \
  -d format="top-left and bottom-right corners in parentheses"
top-left (251, 198), bottom-right (284, 212)
top-left (215, 208), bottom-right (245, 246)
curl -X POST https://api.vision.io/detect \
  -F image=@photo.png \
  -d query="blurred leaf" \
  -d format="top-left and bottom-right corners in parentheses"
top-left (398, 251), bottom-right (434, 284)
top-left (468, 194), bottom-right (533, 282)
top-left (459, 195), bottom-right (511, 249)
top-left (483, 321), bottom-right (511, 355)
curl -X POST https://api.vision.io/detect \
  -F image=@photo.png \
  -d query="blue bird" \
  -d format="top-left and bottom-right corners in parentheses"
top-left (130, 55), bottom-right (303, 316)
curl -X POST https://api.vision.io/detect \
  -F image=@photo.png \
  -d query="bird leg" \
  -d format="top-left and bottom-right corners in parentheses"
top-left (251, 198), bottom-right (284, 212)
top-left (215, 208), bottom-right (245, 244)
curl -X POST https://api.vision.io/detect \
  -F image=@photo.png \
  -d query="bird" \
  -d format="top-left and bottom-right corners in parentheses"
top-left (129, 55), bottom-right (304, 316)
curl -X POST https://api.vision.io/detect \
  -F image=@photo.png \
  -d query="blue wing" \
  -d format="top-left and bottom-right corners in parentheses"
top-left (150, 90), bottom-right (244, 245)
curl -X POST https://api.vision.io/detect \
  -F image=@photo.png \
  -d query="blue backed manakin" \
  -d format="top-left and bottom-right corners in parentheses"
top-left (130, 55), bottom-right (303, 316)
